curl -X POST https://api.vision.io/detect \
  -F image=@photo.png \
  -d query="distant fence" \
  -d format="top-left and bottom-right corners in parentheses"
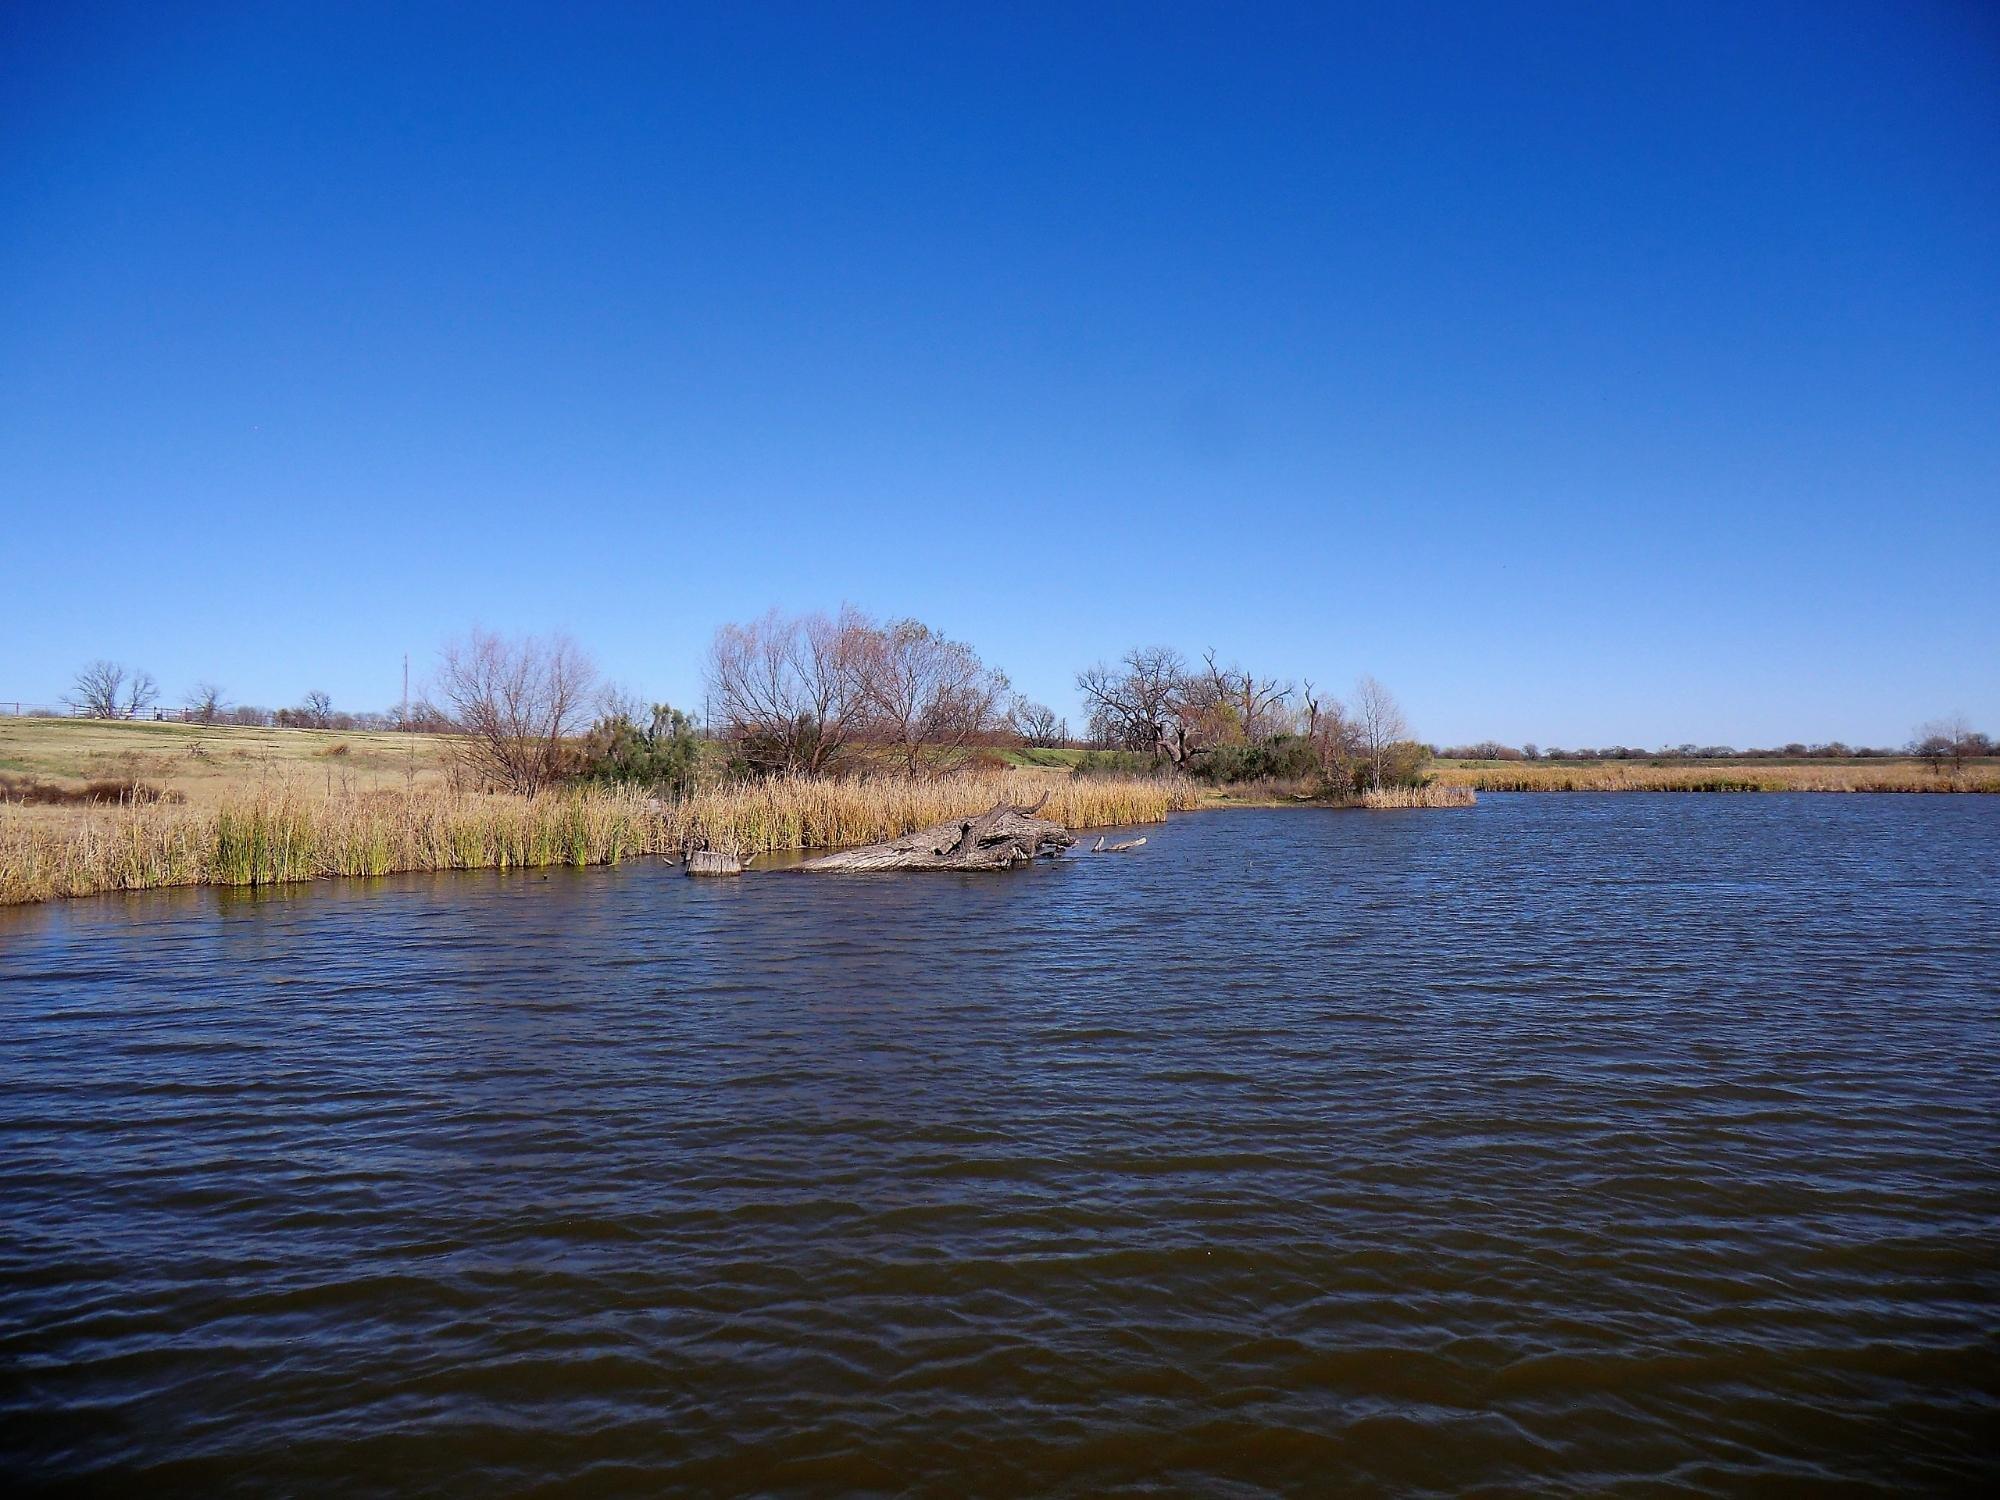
top-left (0, 702), bottom-right (216, 722)
top-left (0, 701), bottom-right (453, 732)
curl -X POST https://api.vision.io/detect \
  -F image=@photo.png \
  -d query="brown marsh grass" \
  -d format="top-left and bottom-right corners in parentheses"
top-left (1360, 783), bottom-right (1478, 808)
top-left (1433, 760), bottom-right (2000, 793)
top-left (0, 772), bottom-right (1201, 905)
top-left (1195, 777), bottom-right (1477, 809)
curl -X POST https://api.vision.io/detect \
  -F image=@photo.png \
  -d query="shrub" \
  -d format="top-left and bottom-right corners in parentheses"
top-left (579, 704), bottom-right (702, 794)
top-left (1191, 735), bottom-right (1322, 785)
top-left (1072, 749), bottom-right (1163, 778)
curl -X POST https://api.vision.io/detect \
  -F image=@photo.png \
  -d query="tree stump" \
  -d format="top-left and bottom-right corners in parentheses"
top-left (797, 794), bottom-right (1074, 872)
top-left (686, 850), bottom-right (747, 877)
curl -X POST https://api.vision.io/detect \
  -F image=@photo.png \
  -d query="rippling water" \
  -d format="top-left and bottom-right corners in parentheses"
top-left (3, 796), bottom-right (1997, 1495)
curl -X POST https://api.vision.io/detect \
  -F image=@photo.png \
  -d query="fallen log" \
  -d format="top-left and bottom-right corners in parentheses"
top-left (797, 794), bottom-right (1074, 872)
top-left (1090, 835), bottom-right (1148, 853)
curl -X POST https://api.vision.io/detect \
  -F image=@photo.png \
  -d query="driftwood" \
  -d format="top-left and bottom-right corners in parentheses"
top-left (798, 794), bottom-right (1074, 872)
top-left (1090, 835), bottom-right (1148, 853)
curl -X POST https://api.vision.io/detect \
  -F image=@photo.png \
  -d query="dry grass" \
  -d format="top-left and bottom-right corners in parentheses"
top-left (0, 772), bottom-right (1200, 905)
top-left (1193, 776), bottom-right (1478, 809)
top-left (666, 771), bottom-right (1199, 857)
top-left (1433, 760), bottom-right (2000, 793)
top-left (0, 716), bottom-right (453, 806)
top-left (1361, 783), bottom-right (1478, 808)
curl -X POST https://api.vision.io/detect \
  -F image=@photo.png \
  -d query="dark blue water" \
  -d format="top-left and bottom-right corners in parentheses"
top-left (3, 796), bottom-right (1997, 1495)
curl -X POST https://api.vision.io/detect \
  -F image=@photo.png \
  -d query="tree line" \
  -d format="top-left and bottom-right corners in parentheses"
top-left (61, 628), bottom-right (1990, 800)
top-left (420, 613), bottom-right (1437, 798)
top-left (60, 661), bottom-right (451, 732)
top-left (1435, 714), bottom-right (1993, 770)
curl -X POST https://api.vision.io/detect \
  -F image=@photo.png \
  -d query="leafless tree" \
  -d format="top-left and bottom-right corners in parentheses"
top-left (300, 690), bottom-right (334, 729)
top-left (185, 682), bottom-right (226, 725)
top-left (126, 670), bottom-right (159, 717)
top-left (67, 660), bottom-right (156, 718)
top-left (68, 661), bottom-right (126, 718)
top-left (1200, 649), bottom-right (1293, 743)
top-left (707, 607), bottom-right (875, 775)
top-left (433, 629), bottom-right (600, 794)
top-left (1084, 704), bottom-right (1125, 750)
top-left (1353, 674), bottom-right (1410, 790)
top-left (1302, 679), bottom-right (1358, 790)
top-left (1077, 646), bottom-right (1194, 763)
top-left (1912, 712), bottom-right (1977, 774)
top-left (863, 619), bottom-right (1009, 775)
top-left (1009, 695), bottom-right (1068, 748)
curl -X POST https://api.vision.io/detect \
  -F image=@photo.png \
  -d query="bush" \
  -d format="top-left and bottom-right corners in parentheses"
top-left (1191, 736), bottom-right (1322, 785)
top-left (579, 704), bottom-right (702, 794)
top-left (1071, 749), bottom-right (1163, 778)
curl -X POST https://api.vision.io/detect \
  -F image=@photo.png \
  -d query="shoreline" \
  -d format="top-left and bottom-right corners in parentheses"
top-left (0, 775), bottom-right (1492, 908)
top-left (10, 763), bottom-right (1998, 909)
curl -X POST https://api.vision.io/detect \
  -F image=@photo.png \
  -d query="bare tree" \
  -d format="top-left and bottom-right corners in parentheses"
top-left (707, 607), bottom-right (875, 775)
top-left (125, 670), bottom-right (159, 718)
top-left (67, 660), bottom-right (156, 718)
top-left (1077, 646), bottom-right (1194, 763)
top-left (1302, 679), bottom-right (1358, 790)
top-left (1912, 712), bottom-right (1977, 774)
top-left (1200, 649), bottom-right (1292, 743)
top-left (300, 690), bottom-right (334, 730)
top-left (1084, 704), bottom-right (1125, 750)
top-left (68, 661), bottom-right (126, 718)
top-left (1353, 674), bottom-right (1410, 790)
top-left (433, 629), bottom-right (600, 794)
top-left (1008, 695), bottom-right (1068, 748)
top-left (863, 619), bottom-right (1009, 775)
top-left (185, 682), bottom-right (226, 725)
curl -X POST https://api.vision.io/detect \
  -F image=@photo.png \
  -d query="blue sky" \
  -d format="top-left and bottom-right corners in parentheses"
top-left (4, 1), bottom-right (1995, 747)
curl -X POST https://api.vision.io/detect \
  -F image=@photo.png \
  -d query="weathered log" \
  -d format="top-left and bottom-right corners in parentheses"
top-left (797, 794), bottom-right (1074, 872)
top-left (1090, 835), bottom-right (1148, 853)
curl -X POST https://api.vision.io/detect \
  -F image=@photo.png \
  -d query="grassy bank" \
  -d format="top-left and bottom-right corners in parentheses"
top-left (1432, 759), bottom-right (2000, 793)
top-left (0, 772), bottom-right (1201, 905)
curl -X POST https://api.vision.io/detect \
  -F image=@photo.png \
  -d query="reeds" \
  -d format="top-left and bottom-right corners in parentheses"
top-left (1433, 762), bottom-right (2000, 793)
top-left (0, 772), bottom-right (1200, 906)
top-left (1360, 783), bottom-right (1478, 808)
top-left (664, 771), bottom-right (1199, 856)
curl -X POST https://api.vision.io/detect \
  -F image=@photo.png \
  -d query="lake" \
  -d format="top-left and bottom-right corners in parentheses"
top-left (2, 796), bottom-right (1996, 1494)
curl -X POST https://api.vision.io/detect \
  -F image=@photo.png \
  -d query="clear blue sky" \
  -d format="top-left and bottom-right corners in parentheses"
top-left (4, 1), bottom-right (1995, 747)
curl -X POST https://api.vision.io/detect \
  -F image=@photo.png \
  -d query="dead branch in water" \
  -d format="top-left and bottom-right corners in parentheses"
top-left (797, 794), bottom-right (1072, 872)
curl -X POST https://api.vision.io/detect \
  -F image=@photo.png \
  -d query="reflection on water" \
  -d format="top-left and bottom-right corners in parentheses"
top-left (2, 796), bottom-right (1997, 1494)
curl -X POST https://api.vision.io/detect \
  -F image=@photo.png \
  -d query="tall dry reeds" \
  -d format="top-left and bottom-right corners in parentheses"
top-left (664, 771), bottom-right (1197, 856)
top-left (1433, 761), bottom-right (2000, 793)
top-left (0, 772), bottom-right (1199, 906)
top-left (1360, 784), bottom-right (1477, 808)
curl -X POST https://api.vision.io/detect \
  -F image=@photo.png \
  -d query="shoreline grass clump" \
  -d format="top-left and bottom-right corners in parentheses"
top-left (1360, 784), bottom-right (1477, 809)
top-left (0, 772), bottom-right (1200, 906)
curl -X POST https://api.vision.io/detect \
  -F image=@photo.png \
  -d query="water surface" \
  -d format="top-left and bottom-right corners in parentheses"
top-left (3, 796), bottom-right (1997, 1494)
